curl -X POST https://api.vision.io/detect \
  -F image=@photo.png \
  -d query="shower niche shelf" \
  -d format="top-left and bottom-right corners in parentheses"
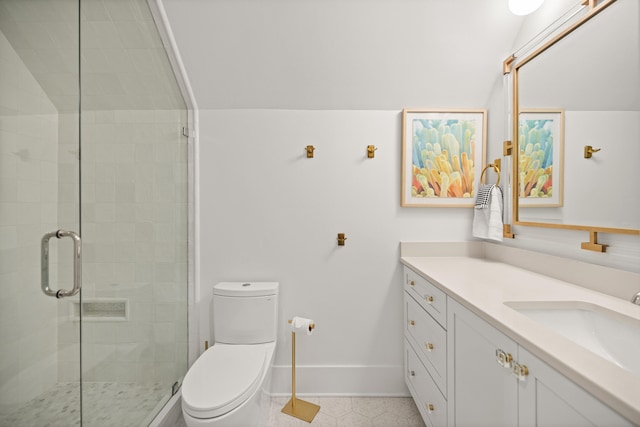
top-left (69, 298), bottom-right (129, 322)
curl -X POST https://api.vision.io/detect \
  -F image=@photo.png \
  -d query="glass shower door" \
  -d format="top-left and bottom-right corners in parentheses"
top-left (78, 0), bottom-right (189, 425)
top-left (1, 0), bottom-right (189, 424)
top-left (0, 0), bottom-right (82, 425)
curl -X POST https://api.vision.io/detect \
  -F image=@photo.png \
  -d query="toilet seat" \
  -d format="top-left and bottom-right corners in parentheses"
top-left (182, 345), bottom-right (268, 419)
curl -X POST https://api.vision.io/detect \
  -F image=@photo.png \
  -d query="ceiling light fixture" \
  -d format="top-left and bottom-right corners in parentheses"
top-left (509, 0), bottom-right (545, 15)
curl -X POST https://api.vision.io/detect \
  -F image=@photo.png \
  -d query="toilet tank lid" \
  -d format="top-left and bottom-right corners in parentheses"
top-left (213, 282), bottom-right (279, 297)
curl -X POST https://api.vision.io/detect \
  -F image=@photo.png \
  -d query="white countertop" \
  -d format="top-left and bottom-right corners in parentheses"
top-left (400, 256), bottom-right (640, 424)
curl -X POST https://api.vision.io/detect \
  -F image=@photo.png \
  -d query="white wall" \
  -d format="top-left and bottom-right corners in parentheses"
top-left (186, 0), bottom-right (640, 396)
top-left (198, 109), bottom-right (491, 393)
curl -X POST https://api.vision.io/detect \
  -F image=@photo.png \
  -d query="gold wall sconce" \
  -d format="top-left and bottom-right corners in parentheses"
top-left (337, 233), bottom-right (347, 246)
top-left (584, 145), bottom-right (601, 158)
top-left (367, 145), bottom-right (377, 158)
top-left (305, 145), bottom-right (315, 158)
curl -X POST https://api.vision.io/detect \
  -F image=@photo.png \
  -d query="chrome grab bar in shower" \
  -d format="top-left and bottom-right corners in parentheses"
top-left (41, 230), bottom-right (82, 299)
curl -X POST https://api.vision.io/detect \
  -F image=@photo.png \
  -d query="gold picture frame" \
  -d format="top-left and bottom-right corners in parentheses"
top-left (401, 108), bottom-right (487, 207)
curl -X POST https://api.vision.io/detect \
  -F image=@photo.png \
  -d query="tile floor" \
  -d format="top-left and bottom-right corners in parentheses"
top-left (176, 396), bottom-right (425, 427)
top-left (0, 382), bottom-right (168, 427)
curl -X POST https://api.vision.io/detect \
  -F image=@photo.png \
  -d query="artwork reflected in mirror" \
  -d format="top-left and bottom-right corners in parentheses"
top-left (518, 109), bottom-right (563, 208)
top-left (514, 0), bottom-right (640, 231)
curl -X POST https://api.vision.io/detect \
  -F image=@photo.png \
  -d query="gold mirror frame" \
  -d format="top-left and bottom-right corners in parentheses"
top-left (507, 0), bottom-right (640, 252)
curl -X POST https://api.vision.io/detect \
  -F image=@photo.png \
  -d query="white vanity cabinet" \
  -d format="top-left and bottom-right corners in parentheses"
top-left (403, 265), bottom-right (635, 427)
top-left (446, 297), bottom-right (518, 426)
top-left (447, 297), bottom-right (634, 427)
top-left (517, 346), bottom-right (634, 427)
top-left (403, 268), bottom-right (448, 427)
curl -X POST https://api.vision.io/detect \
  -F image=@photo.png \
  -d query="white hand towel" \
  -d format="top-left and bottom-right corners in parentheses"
top-left (291, 316), bottom-right (315, 335)
top-left (472, 184), bottom-right (504, 242)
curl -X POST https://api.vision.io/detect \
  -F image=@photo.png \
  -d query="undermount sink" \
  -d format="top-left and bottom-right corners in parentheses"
top-left (504, 301), bottom-right (640, 377)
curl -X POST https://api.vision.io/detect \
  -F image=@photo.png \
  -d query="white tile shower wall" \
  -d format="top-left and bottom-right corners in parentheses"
top-left (56, 109), bottom-right (189, 385)
top-left (0, 29), bottom-right (59, 409)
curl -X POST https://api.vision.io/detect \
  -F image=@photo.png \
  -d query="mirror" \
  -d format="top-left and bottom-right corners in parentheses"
top-left (512, 0), bottom-right (640, 238)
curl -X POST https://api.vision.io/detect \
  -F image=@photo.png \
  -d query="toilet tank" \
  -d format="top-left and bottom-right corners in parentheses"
top-left (213, 282), bottom-right (279, 344)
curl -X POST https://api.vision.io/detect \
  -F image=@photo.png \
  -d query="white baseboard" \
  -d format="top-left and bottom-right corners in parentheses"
top-left (271, 365), bottom-right (410, 396)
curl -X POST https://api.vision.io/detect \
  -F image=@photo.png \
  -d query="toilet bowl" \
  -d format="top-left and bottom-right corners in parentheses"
top-left (181, 342), bottom-right (275, 426)
top-left (181, 282), bottom-right (279, 427)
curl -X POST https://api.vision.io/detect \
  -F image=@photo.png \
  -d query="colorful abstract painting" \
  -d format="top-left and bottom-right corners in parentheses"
top-left (401, 109), bottom-right (486, 207)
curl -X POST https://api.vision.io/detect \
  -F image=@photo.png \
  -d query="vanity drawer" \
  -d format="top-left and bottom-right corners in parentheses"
top-left (404, 267), bottom-right (447, 327)
top-left (405, 292), bottom-right (447, 396)
top-left (405, 338), bottom-right (447, 427)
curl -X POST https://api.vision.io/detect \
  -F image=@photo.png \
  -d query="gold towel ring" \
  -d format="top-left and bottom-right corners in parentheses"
top-left (480, 163), bottom-right (501, 186)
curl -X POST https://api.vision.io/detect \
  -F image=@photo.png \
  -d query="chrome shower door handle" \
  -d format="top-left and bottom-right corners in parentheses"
top-left (41, 230), bottom-right (82, 298)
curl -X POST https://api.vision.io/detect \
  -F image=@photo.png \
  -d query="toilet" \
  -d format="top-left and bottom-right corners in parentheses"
top-left (181, 282), bottom-right (279, 426)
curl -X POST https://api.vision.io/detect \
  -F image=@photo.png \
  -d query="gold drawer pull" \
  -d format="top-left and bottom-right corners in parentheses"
top-left (426, 403), bottom-right (435, 413)
top-left (409, 320), bottom-right (415, 326)
top-left (425, 295), bottom-right (434, 303)
top-left (409, 280), bottom-right (415, 286)
top-left (425, 342), bottom-right (434, 351)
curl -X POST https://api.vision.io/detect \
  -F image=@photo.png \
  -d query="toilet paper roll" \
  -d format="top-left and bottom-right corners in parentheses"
top-left (290, 316), bottom-right (315, 335)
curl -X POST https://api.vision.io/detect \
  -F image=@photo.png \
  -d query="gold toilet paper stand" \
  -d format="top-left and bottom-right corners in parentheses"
top-left (281, 319), bottom-right (320, 423)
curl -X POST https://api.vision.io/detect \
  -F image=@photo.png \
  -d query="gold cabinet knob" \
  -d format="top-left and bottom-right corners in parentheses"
top-left (409, 370), bottom-right (415, 377)
top-left (425, 342), bottom-right (434, 351)
top-left (513, 362), bottom-right (529, 381)
top-left (496, 349), bottom-right (513, 368)
top-left (409, 320), bottom-right (415, 326)
top-left (409, 280), bottom-right (415, 287)
top-left (425, 295), bottom-right (434, 303)
top-left (426, 403), bottom-right (435, 413)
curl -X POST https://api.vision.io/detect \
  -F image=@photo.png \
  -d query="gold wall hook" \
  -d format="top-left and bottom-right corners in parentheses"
top-left (305, 145), bottom-right (315, 158)
top-left (337, 233), bottom-right (347, 246)
top-left (367, 145), bottom-right (377, 158)
top-left (584, 145), bottom-right (601, 158)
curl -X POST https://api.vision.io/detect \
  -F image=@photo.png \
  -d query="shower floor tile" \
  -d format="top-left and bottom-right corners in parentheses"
top-left (0, 381), bottom-right (168, 427)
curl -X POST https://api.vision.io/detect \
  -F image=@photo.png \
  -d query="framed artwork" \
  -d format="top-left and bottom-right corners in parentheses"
top-left (518, 109), bottom-right (564, 207)
top-left (401, 109), bottom-right (487, 207)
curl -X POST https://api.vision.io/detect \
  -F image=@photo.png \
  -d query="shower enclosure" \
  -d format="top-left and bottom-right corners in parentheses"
top-left (0, 0), bottom-right (190, 425)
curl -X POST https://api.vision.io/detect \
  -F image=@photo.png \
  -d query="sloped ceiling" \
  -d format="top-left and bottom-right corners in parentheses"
top-left (162, 0), bottom-right (526, 110)
top-left (0, 0), bottom-right (185, 112)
